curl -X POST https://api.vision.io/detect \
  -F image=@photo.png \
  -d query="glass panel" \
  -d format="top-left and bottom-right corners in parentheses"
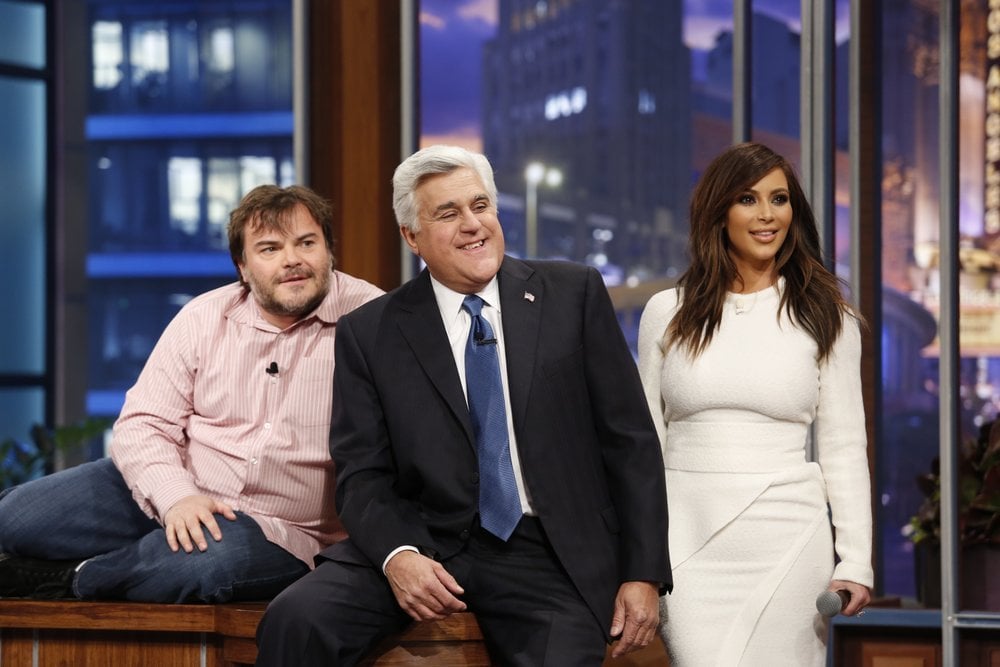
top-left (89, 139), bottom-right (293, 253)
top-left (750, 1), bottom-right (801, 162)
top-left (88, 2), bottom-right (292, 114)
top-left (880, 1), bottom-right (1000, 613)
top-left (85, 0), bottom-right (294, 422)
top-left (881, 2), bottom-right (943, 606)
top-left (0, 389), bottom-right (46, 453)
top-left (688, 2), bottom-right (734, 163)
top-left (957, 0), bottom-right (1000, 613)
top-left (92, 20), bottom-right (124, 91)
top-left (0, 1), bottom-right (45, 69)
top-left (87, 277), bottom-right (231, 416)
top-left (0, 77), bottom-right (45, 374)
top-left (834, 0), bottom-right (851, 273)
top-left (130, 20), bottom-right (170, 107)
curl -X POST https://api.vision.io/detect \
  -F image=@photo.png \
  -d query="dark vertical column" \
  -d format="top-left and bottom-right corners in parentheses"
top-left (306, 0), bottom-right (402, 290)
top-left (850, 0), bottom-right (883, 593)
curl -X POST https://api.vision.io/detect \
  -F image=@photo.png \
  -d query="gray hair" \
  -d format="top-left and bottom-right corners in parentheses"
top-left (392, 145), bottom-right (498, 232)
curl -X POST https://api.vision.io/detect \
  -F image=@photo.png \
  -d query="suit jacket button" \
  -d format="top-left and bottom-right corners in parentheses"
top-left (460, 529), bottom-right (470, 541)
top-left (472, 472), bottom-right (479, 484)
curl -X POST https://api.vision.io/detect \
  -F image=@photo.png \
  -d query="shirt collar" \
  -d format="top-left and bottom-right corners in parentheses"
top-left (228, 271), bottom-right (343, 331)
top-left (429, 274), bottom-right (501, 332)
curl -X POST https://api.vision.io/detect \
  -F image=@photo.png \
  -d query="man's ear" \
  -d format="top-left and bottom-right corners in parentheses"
top-left (399, 226), bottom-right (420, 255)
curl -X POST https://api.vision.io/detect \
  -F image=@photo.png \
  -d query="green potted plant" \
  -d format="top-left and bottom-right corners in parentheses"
top-left (905, 418), bottom-right (1000, 608)
top-left (0, 418), bottom-right (112, 490)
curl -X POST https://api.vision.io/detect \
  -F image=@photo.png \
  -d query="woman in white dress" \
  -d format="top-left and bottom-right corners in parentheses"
top-left (638, 142), bottom-right (873, 666)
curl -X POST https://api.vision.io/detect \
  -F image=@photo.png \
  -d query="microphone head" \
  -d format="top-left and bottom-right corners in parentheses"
top-left (816, 590), bottom-right (847, 617)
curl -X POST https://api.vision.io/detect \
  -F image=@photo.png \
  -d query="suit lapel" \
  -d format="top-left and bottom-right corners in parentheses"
top-left (498, 258), bottom-right (542, 431)
top-left (397, 271), bottom-right (475, 446)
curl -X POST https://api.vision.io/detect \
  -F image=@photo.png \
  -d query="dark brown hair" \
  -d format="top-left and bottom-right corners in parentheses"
top-left (667, 142), bottom-right (858, 362)
top-left (227, 184), bottom-right (336, 288)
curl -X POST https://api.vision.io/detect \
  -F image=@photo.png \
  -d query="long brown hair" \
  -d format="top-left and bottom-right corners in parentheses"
top-left (666, 142), bottom-right (857, 362)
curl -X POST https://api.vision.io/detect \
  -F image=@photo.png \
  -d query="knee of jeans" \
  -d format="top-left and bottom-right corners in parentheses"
top-left (186, 549), bottom-right (246, 598)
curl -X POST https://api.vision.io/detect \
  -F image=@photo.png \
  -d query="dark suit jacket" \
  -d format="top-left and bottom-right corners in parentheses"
top-left (320, 257), bottom-right (670, 632)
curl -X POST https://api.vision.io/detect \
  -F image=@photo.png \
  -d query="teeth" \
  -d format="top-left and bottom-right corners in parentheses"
top-left (463, 240), bottom-right (485, 250)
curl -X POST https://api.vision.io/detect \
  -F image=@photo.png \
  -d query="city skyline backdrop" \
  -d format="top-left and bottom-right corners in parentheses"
top-left (419, 0), bottom-right (850, 149)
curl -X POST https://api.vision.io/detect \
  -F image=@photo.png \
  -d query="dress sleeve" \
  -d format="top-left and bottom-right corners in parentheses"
top-left (637, 290), bottom-right (676, 462)
top-left (815, 315), bottom-right (874, 587)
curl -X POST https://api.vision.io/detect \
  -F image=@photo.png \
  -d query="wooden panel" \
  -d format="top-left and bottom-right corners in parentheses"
top-left (221, 636), bottom-right (259, 666)
top-left (0, 628), bottom-right (215, 667)
top-left (365, 641), bottom-right (491, 666)
top-left (36, 629), bottom-right (209, 667)
top-left (360, 612), bottom-right (487, 666)
top-left (0, 601), bottom-right (670, 667)
top-left (307, 0), bottom-right (402, 291)
top-left (215, 603), bottom-right (267, 639)
top-left (604, 638), bottom-right (670, 666)
top-left (393, 612), bottom-right (483, 642)
top-left (0, 629), bottom-right (36, 666)
top-left (960, 632), bottom-right (1000, 667)
top-left (862, 641), bottom-right (939, 667)
top-left (0, 599), bottom-right (216, 632)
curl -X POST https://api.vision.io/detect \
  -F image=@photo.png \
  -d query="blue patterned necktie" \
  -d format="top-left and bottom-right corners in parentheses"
top-left (462, 295), bottom-right (522, 541)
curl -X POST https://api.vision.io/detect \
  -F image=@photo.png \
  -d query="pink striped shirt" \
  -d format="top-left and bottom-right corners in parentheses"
top-left (110, 271), bottom-right (384, 567)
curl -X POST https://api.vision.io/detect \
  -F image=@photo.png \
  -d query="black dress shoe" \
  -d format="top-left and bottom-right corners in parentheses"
top-left (0, 553), bottom-right (81, 599)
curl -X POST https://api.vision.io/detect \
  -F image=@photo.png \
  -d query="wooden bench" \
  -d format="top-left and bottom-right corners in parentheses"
top-left (0, 599), bottom-right (666, 665)
top-left (0, 599), bottom-right (489, 666)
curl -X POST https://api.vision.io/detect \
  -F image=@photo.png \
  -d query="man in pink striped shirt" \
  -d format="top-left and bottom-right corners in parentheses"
top-left (0, 185), bottom-right (383, 602)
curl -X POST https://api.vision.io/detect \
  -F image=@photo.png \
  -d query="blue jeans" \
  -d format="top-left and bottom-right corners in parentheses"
top-left (0, 458), bottom-right (309, 603)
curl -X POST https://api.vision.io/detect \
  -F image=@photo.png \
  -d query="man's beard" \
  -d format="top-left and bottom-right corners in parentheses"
top-left (247, 265), bottom-right (331, 323)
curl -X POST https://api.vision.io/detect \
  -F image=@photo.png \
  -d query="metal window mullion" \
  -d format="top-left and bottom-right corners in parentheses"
top-left (732, 0), bottom-right (751, 143)
top-left (400, 0), bottom-right (417, 282)
top-left (800, 0), bottom-right (835, 262)
top-left (293, 0), bottom-right (307, 184)
top-left (800, 0), bottom-right (835, 465)
top-left (937, 0), bottom-right (960, 664)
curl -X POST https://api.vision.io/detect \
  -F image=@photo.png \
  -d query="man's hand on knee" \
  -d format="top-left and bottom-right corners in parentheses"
top-left (163, 495), bottom-right (237, 553)
top-left (384, 550), bottom-right (466, 621)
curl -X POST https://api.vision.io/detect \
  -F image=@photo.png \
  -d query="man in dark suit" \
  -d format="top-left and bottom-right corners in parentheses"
top-left (255, 145), bottom-right (670, 666)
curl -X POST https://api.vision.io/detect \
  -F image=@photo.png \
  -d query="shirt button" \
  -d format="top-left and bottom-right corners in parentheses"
top-left (251, 457), bottom-right (259, 465)
top-left (263, 422), bottom-right (272, 430)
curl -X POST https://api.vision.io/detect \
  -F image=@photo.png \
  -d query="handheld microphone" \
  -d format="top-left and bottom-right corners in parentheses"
top-left (816, 590), bottom-right (850, 617)
top-left (266, 361), bottom-right (279, 376)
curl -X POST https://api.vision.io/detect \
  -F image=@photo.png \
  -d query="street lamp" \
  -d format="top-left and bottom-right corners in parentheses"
top-left (524, 162), bottom-right (563, 257)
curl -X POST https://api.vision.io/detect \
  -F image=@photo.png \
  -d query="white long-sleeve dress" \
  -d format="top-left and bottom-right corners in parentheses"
top-left (637, 281), bottom-right (873, 666)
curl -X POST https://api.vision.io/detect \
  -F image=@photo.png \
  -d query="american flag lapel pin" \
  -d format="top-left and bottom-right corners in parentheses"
top-left (523, 291), bottom-right (535, 303)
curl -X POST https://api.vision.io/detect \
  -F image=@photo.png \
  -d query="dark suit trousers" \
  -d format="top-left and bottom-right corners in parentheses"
top-left (255, 517), bottom-right (608, 667)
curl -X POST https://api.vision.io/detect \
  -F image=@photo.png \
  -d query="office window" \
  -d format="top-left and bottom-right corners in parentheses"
top-left (0, 0), bottom-right (46, 68)
top-left (879, 0), bottom-right (1000, 613)
top-left (0, 0), bottom-right (49, 443)
top-left (84, 0), bottom-right (294, 418)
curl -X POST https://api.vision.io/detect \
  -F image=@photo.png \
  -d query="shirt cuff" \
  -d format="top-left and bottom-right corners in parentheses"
top-left (382, 545), bottom-right (419, 575)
